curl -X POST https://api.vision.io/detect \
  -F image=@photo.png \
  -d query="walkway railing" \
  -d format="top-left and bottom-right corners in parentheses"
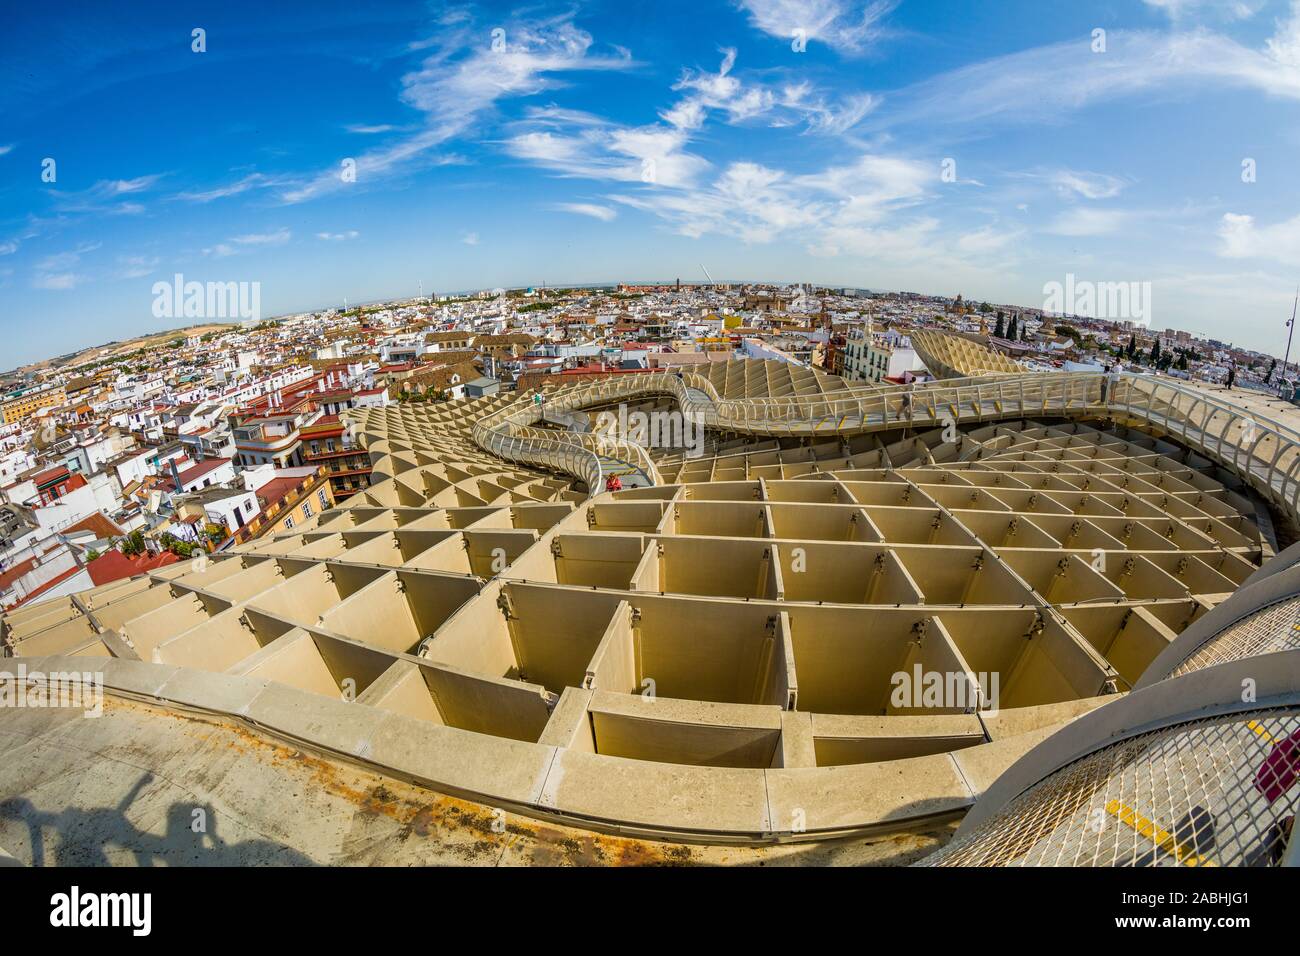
top-left (471, 369), bottom-right (1300, 519)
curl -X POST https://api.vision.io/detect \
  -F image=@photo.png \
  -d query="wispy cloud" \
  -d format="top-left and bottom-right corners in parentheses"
top-left (32, 242), bottom-right (99, 290)
top-left (36, 242), bottom-right (100, 272)
top-left (116, 254), bottom-right (159, 279)
top-left (878, 11), bottom-right (1300, 132)
top-left (231, 228), bottom-right (290, 246)
top-left (0, 144), bottom-right (13, 156)
top-left (176, 172), bottom-right (282, 203)
top-left (204, 228), bottom-right (291, 257)
top-left (280, 14), bottom-right (635, 203)
top-left (736, 0), bottom-right (897, 54)
top-left (461, 231), bottom-right (480, 245)
top-left (1142, 0), bottom-right (1266, 22)
top-left (664, 48), bottom-right (878, 134)
top-left (1046, 207), bottom-right (1138, 237)
top-left (317, 230), bottom-right (360, 241)
top-left (32, 272), bottom-right (85, 290)
top-left (51, 174), bottom-right (163, 215)
top-left (550, 202), bottom-right (617, 221)
top-left (506, 120), bottom-right (709, 189)
top-left (1047, 170), bottom-right (1128, 201)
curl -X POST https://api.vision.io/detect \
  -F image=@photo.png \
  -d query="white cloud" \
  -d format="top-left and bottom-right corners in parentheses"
top-left (1143, 0), bottom-right (1265, 22)
top-left (281, 15), bottom-right (633, 203)
top-left (36, 242), bottom-right (101, 272)
top-left (345, 124), bottom-right (400, 134)
top-left (504, 48), bottom-right (876, 200)
top-left (736, 0), bottom-right (897, 54)
top-left (115, 255), bottom-right (159, 279)
top-left (955, 226), bottom-right (1025, 256)
top-left (317, 230), bottom-right (360, 241)
top-left (461, 231), bottom-right (480, 245)
top-left (607, 150), bottom-right (935, 250)
top-left (1046, 207), bottom-right (1136, 237)
top-left (1049, 170), bottom-right (1127, 201)
top-left (612, 160), bottom-right (821, 239)
top-left (177, 173), bottom-right (280, 203)
top-left (51, 175), bottom-right (162, 215)
top-left (1218, 211), bottom-right (1300, 262)
top-left (663, 49), bottom-right (877, 135)
top-left (505, 124), bottom-right (709, 189)
top-left (0, 144), bottom-right (13, 156)
top-left (884, 13), bottom-right (1300, 131)
top-left (32, 272), bottom-right (85, 290)
top-left (0, 239), bottom-right (17, 255)
top-left (204, 229), bottom-right (290, 257)
top-left (550, 203), bottom-right (617, 221)
top-left (230, 228), bottom-right (290, 247)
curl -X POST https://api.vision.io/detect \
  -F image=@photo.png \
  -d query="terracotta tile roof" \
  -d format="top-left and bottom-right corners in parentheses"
top-left (86, 549), bottom-right (181, 587)
top-left (31, 466), bottom-right (71, 486)
top-left (64, 512), bottom-right (125, 539)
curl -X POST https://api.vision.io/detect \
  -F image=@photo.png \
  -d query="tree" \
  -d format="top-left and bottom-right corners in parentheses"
top-left (1007, 316), bottom-right (1018, 340)
top-left (994, 314), bottom-right (1005, 338)
top-left (1150, 339), bottom-right (1161, 365)
top-left (121, 530), bottom-right (146, 556)
top-left (1266, 357), bottom-right (1278, 384)
top-left (1126, 335), bottom-right (1137, 359)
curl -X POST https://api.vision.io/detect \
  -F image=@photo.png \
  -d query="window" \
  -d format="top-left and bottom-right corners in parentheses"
top-left (318, 489), bottom-right (328, 510)
top-left (283, 516), bottom-right (294, 529)
top-left (301, 501), bottom-right (313, 519)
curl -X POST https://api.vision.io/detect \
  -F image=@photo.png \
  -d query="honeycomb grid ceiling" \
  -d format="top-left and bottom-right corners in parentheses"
top-left (0, 363), bottom-right (1272, 842)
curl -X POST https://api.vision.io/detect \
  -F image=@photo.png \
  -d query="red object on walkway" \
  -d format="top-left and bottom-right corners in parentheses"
top-left (604, 475), bottom-right (623, 493)
top-left (1255, 728), bottom-right (1300, 804)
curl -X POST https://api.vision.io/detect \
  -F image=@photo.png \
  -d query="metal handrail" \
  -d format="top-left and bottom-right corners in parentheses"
top-left (468, 369), bottom-right (1300, 517)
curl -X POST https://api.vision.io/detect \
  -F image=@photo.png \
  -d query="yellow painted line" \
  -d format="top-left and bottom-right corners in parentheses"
top-left (1246, 720), bottom-right (1275, 744)
top-left (1104, 799), bottom-right (1216, 867)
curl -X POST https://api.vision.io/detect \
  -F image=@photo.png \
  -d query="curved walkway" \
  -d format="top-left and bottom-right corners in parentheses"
top-left (473, 370), bottom-right (1300, 525)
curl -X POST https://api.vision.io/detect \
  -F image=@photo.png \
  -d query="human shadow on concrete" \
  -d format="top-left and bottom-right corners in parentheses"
top-left (0, 773), bottom-right (316, 866)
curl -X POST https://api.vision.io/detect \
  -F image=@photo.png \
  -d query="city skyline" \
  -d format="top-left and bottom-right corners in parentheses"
top-left (6, 0), bottom-right (1300, 366)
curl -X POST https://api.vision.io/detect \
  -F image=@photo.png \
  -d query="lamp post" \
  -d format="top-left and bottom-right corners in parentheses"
top-left (1283, 287), bottom-right (1299, 399)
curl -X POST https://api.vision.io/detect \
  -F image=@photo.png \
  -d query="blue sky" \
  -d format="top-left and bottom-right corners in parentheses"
top-left (4, 0), bottom-right (1300, 366)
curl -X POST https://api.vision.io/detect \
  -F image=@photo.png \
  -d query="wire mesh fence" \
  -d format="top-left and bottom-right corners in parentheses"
top-left (1167, 597), bottom-right (1300, 679)
top-left (920, 707), bottom-right (1299, 867)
